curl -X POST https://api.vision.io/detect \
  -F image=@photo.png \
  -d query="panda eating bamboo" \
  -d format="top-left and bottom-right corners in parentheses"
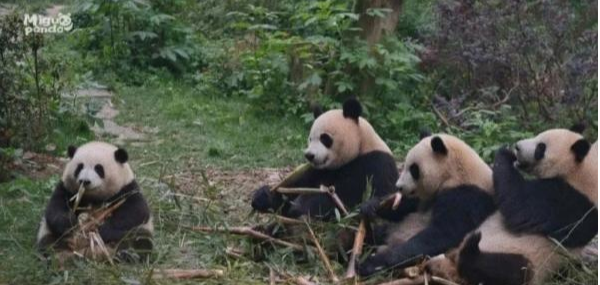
top-left (36, 142), bottom-right (153, 262)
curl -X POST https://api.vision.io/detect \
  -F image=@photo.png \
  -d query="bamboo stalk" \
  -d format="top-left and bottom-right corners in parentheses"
top-left (344, 220), bottom-right (367, 279)
top-left (271, 163), bottom-right (312, 192)
top-left (275, 185), bottom-right (349, 216)
top-left (379, 192), bottom-right (402, 210)
top-left (273, 215), bottom-right (304, 225)
top-left (186, 226), bottom-right (307, 252)
top-left (152, 269), bottom-right (224, 279)
top-left (276, 187), bottom-right (328, 195)
top-left (377, 276), bottom-right (425, 285)
top-left (304, 220), bottom-right (339, 283)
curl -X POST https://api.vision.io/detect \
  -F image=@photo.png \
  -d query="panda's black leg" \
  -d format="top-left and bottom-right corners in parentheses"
top-left (115, 228), bottom-right (153, 263)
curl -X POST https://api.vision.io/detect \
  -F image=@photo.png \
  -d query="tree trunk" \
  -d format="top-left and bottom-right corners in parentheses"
top-left (356, 0), bottom-right (403, 46)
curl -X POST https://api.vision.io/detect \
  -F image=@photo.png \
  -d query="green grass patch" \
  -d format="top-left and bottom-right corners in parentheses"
top-left (113, 79), bottom-right (307, 171)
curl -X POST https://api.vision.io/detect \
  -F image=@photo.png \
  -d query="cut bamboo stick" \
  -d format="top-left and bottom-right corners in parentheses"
top-left (344, 220), bottom-right (367, 279)
top-left (186, 226), bottom-right (307, 252)
top-left (271, 163), bottom-right (312, 191)
top-left (304, 220), bottom-right (339, 283)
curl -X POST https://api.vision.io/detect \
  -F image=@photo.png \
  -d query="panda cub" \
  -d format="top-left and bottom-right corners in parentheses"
top-left (251, 98), bottom-right (398, 219)
top-left (358, 132), bottom-right (496, 276)
top-left (456, 126), bottom-right (598, 285)
top-left (37, 142), bottom-right (153, 261)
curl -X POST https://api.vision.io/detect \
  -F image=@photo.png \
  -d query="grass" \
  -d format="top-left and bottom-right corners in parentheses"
top-left (0, 1), bottom-right (596, 284)
top-left (1, 77), bottom-right (597, 284)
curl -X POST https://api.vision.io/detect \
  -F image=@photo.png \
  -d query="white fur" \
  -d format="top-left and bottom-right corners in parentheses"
top-left (449, 129), bottom-right (596, 285)
top-left (396, 134), bottom-right (493, 200)
top-left (63, 141), bottom-right (134, 200)
top-left (305, 109), bottom-right (391, 169)
top-left (36, 217), bottom-right (51, 243)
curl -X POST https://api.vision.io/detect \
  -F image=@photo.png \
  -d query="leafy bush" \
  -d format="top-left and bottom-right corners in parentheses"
top-left (430, 0), bottom-right (597, 126)
top-left (212, 1), bottom-right (424, 119)
top-left (73, 0), bottom-right (202, 77)
top-left (0, 13), bottom-right (67, 150)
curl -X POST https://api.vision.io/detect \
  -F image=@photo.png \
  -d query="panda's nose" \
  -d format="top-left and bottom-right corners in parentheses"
top-left (78, 179), bottom-right (91, 186)
top-left (304, 153), bottom-right (315, 162)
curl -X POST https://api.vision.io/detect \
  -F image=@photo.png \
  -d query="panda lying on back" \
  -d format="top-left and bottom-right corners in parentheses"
top-left (455, 126), bottom-right (597, 285)
top-left (37, 142), bottom-right (153, 261)
top-left (358, 132), bottom-right (496, 276)
top-left (251, 98), bottom-right (398, 219)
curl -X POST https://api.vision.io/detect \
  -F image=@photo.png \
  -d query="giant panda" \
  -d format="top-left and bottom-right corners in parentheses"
top-left (357, 132), bottom-right (496, 276)
top-left (36, 142), bottom-right (153, 261)
top-left (454, 126), bottom-right (598, 285)
top-left (251, 98), bottom-right (398, 220)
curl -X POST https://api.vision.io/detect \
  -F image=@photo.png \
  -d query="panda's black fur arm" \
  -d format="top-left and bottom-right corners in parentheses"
top-left (358, 186), bottom-right (495, 276)
top-left (251, 167), bottom-right (322, 215)
top-left (44, 182), bottom-right (78, 235)
top-left (494, 148), bottom-right (598, 247)
top-left (457, 232), bottom-right (533, 285)
top-left (253, 151), bottom-right (398, 219)
top-left (98, 181), bottom-right (151, 243)
top-left (289, 151), bottom-right (399, 218)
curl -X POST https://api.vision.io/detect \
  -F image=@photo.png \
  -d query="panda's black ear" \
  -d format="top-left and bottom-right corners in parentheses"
top-left (419, 129), bottom-right (432, 140)
top-left (571, 139), bottom-right (591, 163)
top-left (569, 123), bottom-right (586, 134)
top-left (114, 148), bottom-right (129, 164)
top-left (431, 136), bottom-right (448, 155)
top-left (67, 145), bottom-right (77, 158)
top-left (342, 98), bottom-right (362, 121)
top-left (311, 103), bottom-right (324, 119)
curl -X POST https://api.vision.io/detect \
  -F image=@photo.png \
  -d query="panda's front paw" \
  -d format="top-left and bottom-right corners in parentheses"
top-left (251, 185), bottom-right (275, 212)
top-left (358, 252), bottom-right (389, 277)
top-left (360, 197), bottom-right (382, 219)
top-left (494, 147), bottom-right (517, 165)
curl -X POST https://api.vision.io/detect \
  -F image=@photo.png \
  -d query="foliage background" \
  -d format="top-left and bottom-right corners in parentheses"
top-left (0, 0), bottom-right (597, 284)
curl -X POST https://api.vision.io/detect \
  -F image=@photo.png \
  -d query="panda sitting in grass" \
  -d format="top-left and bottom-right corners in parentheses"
top-left (454, 125), bottom-right (598, 285)
top-left (36, 142), bottom-right (153, 262)
top-left (251, 98), bottom-right (398, 220)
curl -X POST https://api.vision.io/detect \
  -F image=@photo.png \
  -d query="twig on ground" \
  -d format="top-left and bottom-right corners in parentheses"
top-left (344, 220), bottom-right (366, 279)
top-left (304, 219), bottom-right (339, 283)
top-left (185, 225), bottom-right (307, 252)
top-left (152, 269), bottom-right (224, 279)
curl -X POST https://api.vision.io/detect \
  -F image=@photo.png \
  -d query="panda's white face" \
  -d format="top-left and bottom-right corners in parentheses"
top-left (304, 110), bottom-right (361, 170)
top-left (396, 137), bottom-right (444, 200)
top-left (62, 142), bottom-right (134, 200)
top-left (515, 129), bottom-right (589, 178)
top-left (396, 134), bottom-right (492, 200)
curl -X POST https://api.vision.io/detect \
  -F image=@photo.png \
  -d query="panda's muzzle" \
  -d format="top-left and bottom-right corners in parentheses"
top-left (78, 179), bottom-right (91, 186)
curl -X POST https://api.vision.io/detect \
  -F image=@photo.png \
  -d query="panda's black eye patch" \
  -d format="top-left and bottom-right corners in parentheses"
top-left (409, 163), bottom-right (420, 181)
top-left (320, 134), bottom-right (333, 148)
top-left (74, 163), bottom-right (84, 178)
top-left (534, 143), bottom-right (546, 161)
top-left (94, 164), bottom-right (105, 179)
